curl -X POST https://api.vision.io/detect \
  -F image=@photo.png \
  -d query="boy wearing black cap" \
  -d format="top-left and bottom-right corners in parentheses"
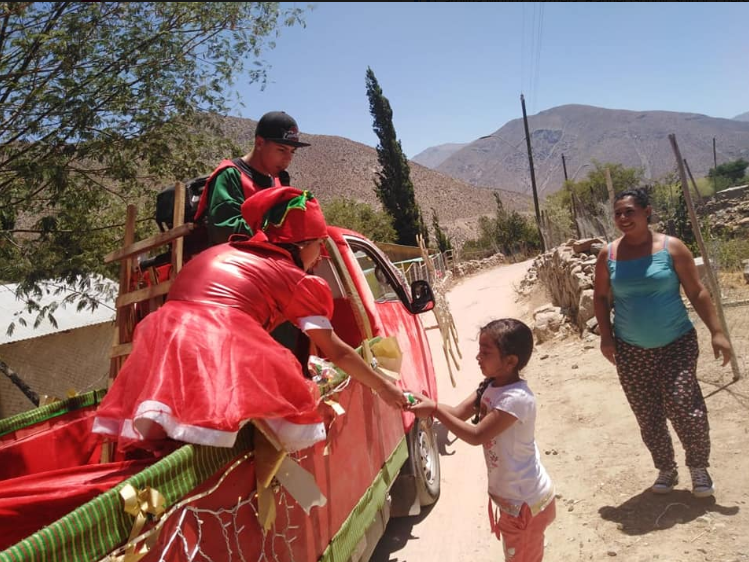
top-left (195, 111), bottom-right (311, 245)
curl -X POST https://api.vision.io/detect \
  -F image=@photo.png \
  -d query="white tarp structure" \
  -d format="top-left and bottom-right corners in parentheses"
top-left (0, 276), bottom-right (117, 345)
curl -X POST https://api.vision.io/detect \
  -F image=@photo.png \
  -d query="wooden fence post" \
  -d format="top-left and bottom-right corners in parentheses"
top-left (669, 134), bottom-right (741, 381)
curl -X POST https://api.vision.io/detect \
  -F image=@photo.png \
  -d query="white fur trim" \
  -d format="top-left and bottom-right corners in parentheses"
top-left (263, 418), bottom-right (327, 453)
top-left (93, 401), bottom-right (325, 451)
top-left (92, 401), bottom-right (239, 448)
top-left (298, 315), bottom-right (332, 332)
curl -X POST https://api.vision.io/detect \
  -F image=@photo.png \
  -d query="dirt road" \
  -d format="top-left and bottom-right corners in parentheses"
top-left (373, 261), bottom-right (749, 562)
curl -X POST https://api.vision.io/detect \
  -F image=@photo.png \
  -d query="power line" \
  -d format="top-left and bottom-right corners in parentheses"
top-left (532, 2), bottom-right (544, 114)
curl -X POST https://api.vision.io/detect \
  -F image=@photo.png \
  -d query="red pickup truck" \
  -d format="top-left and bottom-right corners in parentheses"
top-left (0, 225), bottom-right (443, 562)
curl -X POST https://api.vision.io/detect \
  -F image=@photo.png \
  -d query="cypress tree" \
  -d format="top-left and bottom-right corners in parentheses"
top-left (431, 208), bottom-right (452, 253)
top-left (365, 67), bottom-right (426, 246)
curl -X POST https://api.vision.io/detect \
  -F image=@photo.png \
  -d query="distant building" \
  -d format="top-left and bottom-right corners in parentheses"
top-left (0, 277), bottom-right (117, 417)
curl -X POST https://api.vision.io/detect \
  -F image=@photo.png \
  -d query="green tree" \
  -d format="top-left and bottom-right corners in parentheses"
top-left (431, 208), bottom-right (452, 254)
top-left (543, 162), bottom-right (643, 243)
top-left (461, 193), bottom-right (540, 259)
top-left (570, 161), bottom-right (643, 212)
top-left (708, 158), bottom-right (749, 187)
top-left (365, 67), bottom-right (426, 246)
top-left (323, 198), bottom-right (396, 243)
top-left (0, 2), bottom-right (305, 331)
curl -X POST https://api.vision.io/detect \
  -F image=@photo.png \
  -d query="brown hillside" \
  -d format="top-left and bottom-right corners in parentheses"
top-left (218, 116), bottom-right (531, 242)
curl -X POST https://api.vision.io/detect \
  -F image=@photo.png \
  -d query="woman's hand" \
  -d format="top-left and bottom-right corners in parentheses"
top-left (711, 332), bottom-right (732, 367)
top-left (405, 391), bottom-right (437, 418)
top-left (600, 335), bottom-right (616, 365)
top-left (378, 380), bottom-right (409, 409)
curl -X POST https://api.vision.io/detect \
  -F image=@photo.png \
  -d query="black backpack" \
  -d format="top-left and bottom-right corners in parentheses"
top-left (155, 175), bottom-right (209, 233)
top-left (141, 175), bottom-right (212, 270)
top-left (148, 162), bottom-right (289, 266)
top-left (154, 157), bottom-right (252, 232)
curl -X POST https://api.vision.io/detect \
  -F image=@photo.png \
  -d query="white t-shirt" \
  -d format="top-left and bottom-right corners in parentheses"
top-left (481, 380), bottom-right (553, 514)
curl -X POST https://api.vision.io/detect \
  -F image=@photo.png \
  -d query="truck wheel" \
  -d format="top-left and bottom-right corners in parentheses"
top-left (408, 417), bottom-right (441, 506)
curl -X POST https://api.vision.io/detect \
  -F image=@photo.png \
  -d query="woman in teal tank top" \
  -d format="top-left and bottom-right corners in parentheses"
top-left (593, 188), bottom-right (732, 499)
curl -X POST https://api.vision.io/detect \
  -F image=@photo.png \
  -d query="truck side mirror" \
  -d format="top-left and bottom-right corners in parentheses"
top-left (410, 280), bottom-right (435, 314)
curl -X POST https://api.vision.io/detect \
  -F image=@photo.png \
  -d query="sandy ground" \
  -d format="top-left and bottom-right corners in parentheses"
top-left (372, 260), bottom-right (749, 562)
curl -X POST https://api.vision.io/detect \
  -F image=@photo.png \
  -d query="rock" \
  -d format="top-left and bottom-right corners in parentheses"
top-left (577, 289), bottom-right (596, 328)
top-left (533, 241), bottom-right (599, 333)
top-left (534, 303), bottom-right (561, 318)
top-left (533, 307), bottom-right (565, 344)
top-left (572, 238), bottom-right (605, 254)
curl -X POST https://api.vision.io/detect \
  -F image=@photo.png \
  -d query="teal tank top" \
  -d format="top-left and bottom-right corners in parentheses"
top-left (608, 237), bottom-right (693, 349)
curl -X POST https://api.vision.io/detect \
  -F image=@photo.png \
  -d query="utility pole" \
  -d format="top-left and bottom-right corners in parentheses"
top-left (562, 154), bottom-right (569, 182)
top-left (521, 94), bottom-right (545, 251)
top-left (712, 137), bottom-right (718, 169)
top-left (712, 137), bottom-right (718, 194)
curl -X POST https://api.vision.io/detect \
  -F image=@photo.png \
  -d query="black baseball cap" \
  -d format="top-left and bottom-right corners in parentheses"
top-left (255, 111), bottom-right (311, 147)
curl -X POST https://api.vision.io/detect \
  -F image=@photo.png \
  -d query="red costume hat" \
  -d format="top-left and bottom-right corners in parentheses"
top-left (241, 187), bottom-right (328, 243)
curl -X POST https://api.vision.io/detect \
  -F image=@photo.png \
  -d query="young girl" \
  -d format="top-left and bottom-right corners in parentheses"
top-left (408, 318), bottom-right (555, 562)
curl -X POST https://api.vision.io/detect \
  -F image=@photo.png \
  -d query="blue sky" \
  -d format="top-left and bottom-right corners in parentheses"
top-left (232, 2), bottom-right (749, 159)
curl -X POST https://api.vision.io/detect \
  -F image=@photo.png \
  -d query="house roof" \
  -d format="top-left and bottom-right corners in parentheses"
top-left (0, 276), bottom-right (118, 345)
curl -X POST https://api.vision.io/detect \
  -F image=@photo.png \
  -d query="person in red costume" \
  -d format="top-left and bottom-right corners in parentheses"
top-left (93, 187), bottom-right (408, 453)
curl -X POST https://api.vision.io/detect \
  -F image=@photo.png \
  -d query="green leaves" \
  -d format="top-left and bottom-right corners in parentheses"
top-left (323, 198), bottom-right (396, 243)
top-left (708, 158), bottom-right (748, 187)
top-left (0, 2), bottom-right (307, 335)
top-left (431, 208), bottom-right (452, 254)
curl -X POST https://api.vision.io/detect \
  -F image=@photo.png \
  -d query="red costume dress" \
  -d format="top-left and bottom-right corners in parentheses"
top-left (93, 237), bottom-right (332, 452)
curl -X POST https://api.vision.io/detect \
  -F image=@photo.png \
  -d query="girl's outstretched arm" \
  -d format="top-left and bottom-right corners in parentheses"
top-left (440, 392), bottom-right (479, 421)
top-left (408, 392), bottom-right (517, 446)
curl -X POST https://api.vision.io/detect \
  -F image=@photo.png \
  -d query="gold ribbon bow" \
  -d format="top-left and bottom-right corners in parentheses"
top-left (115, 484), bottom-right (167, 562)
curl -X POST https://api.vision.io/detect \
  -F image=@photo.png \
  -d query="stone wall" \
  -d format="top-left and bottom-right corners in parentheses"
top-left (524, 238), bottom-right (604, 333)
top-left (453, 253), bottom-right (506, 278)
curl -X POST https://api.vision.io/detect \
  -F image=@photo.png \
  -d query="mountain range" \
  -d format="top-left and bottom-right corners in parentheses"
top-left (414, 104), bottom-right (749, 197)
top-left (210, 105), bottom-right (749, 244)
top-left (410, 143), bottom-right (467, 169)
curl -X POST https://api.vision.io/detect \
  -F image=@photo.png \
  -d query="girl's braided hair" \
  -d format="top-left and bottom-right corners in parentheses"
top-left (471, 377), bottom-right (494, 425)
top-left (471, 318), bottom-right (534, 425)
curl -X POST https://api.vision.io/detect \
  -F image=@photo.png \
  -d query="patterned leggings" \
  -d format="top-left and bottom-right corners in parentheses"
top-left (615, 329), bottom-right (710, 470)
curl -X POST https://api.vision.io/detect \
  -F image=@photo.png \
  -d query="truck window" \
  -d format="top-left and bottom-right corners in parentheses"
top-left (353, 249), bottom-right (401, 303)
